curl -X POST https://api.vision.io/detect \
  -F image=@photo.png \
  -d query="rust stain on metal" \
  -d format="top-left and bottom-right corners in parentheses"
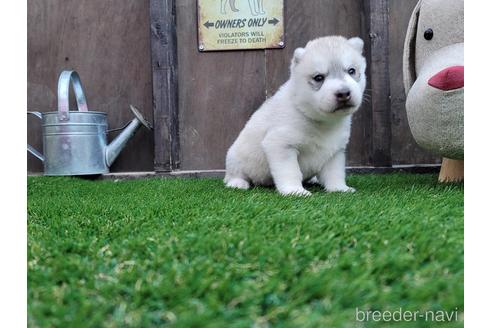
top-left (197, 0), bottom-right (284, 51)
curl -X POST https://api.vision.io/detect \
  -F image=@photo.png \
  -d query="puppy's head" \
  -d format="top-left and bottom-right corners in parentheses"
top-left (290, 36), bottom-right (367, 120)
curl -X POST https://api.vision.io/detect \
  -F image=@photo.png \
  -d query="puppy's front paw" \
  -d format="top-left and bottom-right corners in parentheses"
top-left (325, 185), bottom-right (356, 193)
top-left (278, 186), bottom-right (312, 197)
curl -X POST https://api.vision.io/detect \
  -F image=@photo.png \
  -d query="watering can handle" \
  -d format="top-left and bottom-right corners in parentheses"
top-left (27, 111), bottom-right (44, 162)
top-left (57, 70), bottom-right (88, 121)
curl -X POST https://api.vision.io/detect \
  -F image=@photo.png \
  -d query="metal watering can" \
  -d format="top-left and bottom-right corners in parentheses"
top-left (27, 70), bottom-right (152, 176)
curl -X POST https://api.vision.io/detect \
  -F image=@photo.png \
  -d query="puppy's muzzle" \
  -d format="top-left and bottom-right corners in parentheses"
top-left (333, 88), bottom-right (353, 111)
top-left (335, 88), bottom-right (351, 103)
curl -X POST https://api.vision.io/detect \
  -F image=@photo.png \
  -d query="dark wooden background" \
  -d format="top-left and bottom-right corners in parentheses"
top-left (27, 0), bottom-right (154, 173)
top-left (27, 0), bottom-right (439, 173)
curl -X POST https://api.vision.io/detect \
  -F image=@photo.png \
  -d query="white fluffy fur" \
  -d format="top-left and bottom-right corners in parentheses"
top-left (224, 36), bottom-right (367, 196)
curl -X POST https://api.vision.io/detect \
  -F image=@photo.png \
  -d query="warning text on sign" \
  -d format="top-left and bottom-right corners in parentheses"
top-left (198, 0), bottom-right (284, 51)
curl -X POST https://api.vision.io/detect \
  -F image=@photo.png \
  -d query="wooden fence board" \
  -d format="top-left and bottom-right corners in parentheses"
top-left (150, 0), bottom-right (180, 171)
top-left (176, 0), bottom-right (266, 170)
top-left (365, 0), bottom-right (392, 167)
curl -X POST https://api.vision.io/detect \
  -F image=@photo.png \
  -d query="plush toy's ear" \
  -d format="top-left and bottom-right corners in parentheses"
top-left (347, 37), bottom-right (364, 54)
top-left (290, 47), bottom-right (306, 72)
top-left (403, 0), bottom-right (422, 94)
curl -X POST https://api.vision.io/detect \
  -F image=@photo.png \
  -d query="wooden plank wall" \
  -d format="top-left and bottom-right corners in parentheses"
top-left (27, 0), bottom-right (155, 173)
top-left (27, 0), bottom-right (440, 173)
top-left (177, 0), bottom-right (373, 170)
top-left (176, 0), bottom-right (267, 170)
top-left (175, 0), bottom-right (439, 170)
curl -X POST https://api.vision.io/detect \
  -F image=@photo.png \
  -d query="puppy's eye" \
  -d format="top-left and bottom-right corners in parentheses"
top-left (313, 74), bottom-right (325, 82)
top-left (348, 68), bottom-right (356, 76)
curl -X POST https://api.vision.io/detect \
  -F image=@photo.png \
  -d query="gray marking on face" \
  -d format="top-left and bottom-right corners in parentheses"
top-left (306, 59), bottom-right (362, 91)
top-left (330, 59), bottom-right (362, 82)
top-left (348, 68), bottom-right (361, 82)
top-left (308, 78), bottom-right (323, 91)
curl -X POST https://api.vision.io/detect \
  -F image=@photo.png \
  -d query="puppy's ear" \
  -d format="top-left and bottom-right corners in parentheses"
top-left (347, 37), bottom-right (364, 54)
top-left (290, 47), bottom-right (306, 72)
top-left (293, 48), bottom-right (306, 64)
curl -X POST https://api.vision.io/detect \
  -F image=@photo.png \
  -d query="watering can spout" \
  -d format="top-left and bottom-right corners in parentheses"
top-left (105, 105), bottom-right (152, 167)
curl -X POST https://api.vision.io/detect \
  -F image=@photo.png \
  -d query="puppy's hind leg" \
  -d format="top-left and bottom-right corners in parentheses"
top-left (225, 177), bottom-right (250, 190)
top-left (224, 148), bottom-right (250, 190)
top-left (307, 176), bottom-right (320, 185)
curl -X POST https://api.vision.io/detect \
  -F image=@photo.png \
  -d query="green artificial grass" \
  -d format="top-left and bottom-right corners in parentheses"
top-left (27, 174), bottom-right (463, 327)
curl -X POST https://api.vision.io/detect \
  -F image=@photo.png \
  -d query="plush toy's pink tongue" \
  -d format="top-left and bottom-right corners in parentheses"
top-left (428, 66), bottom-right (464, 91)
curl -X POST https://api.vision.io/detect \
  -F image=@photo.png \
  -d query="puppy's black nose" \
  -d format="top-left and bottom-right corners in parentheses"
top-left (336, 89), bottom-right (351, 102)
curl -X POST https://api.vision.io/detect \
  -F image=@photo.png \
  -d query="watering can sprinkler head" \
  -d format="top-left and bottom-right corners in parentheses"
top-left (105, 105), bottom-right (152, 167)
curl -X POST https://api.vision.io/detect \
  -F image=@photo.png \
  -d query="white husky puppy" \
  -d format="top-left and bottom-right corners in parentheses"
top-left (224, 36), bottom-right (367, 196)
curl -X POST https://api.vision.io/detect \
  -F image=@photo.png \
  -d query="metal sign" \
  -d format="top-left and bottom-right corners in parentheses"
top-left (198, 0), bottom-right (284, 51)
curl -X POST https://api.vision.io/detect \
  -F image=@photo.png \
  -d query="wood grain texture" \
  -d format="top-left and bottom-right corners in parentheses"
top-left (28, 0), bottom-right (441, 172)
top-left (149, 0), bottom-right (180, 171)
top-left (388, 0), bottom-right (440, 164)
top-left (27, 0), bottom-right (154, 173)
top-left (265, 0), bottom-right (373, 166)
top-left (365, 0), bottom-right (392, 167)
top-left (176, 0), bottom-right (266, 170)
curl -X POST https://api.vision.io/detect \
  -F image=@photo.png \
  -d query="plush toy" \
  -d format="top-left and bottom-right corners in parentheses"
top-left (403, 0), bottom-right (464, 182)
